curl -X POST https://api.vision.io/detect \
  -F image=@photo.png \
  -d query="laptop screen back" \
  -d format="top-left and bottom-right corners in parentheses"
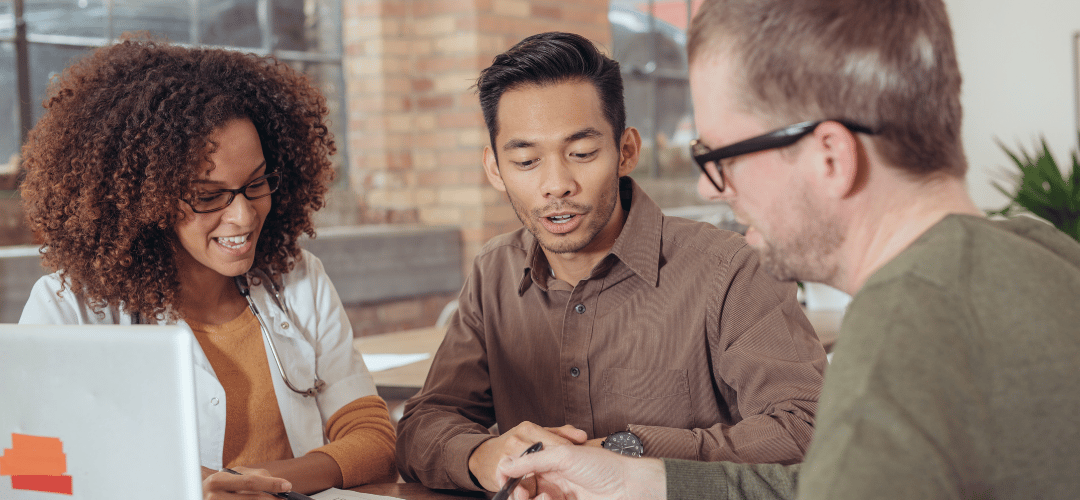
top-left (0, 324), bottom-right (202, 499)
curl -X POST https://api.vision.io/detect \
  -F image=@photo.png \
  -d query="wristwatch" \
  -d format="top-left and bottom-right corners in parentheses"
top-left (601, 430), bottom-right (644, 457)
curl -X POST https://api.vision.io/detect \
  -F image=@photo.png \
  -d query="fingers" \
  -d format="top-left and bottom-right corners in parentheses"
top-left (481, 421), bottom-right (585, 492)
top-left (202, 468), bottom-right (291, 500)
top-left (511, 421), bottom-right (577, 448)
top-left (583, 437), bottom-right (605, 448)
top-left (545, 425), bottom-right (588, 444)
top-left (498, 445), bottom-right (567, 480)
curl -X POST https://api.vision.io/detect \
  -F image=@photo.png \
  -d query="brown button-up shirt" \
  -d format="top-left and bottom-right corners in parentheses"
top-left (395, 178), bottom-right (826, 491)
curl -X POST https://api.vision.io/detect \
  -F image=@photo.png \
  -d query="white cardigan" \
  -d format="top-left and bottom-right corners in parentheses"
top-left (19, 249), bottom-right (377, 469)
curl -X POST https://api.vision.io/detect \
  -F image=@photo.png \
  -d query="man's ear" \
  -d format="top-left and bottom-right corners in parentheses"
top-left (483, 145), bottom-right (507, 192)
top-left (811, 121), bottom-right (862, 199)
top-left (617, 127), bottom-right (641, 177)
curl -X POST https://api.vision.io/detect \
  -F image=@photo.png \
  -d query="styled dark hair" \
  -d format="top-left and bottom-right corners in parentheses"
top-left (476, 31), bottom-right (626, 157)
top-left (688, 0), bottom-right (966, 176)
top-left (20, 35), bottom-right (335, 320)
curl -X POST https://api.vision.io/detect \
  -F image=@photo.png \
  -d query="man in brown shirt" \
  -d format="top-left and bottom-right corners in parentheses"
top-left (394, 31), bottom-right (827, 493)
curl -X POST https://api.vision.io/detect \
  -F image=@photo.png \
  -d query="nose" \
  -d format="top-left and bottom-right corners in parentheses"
top-left (541, 159), bottom-right (578, 200)
top-left (221, 193), bottom-right (257, 226)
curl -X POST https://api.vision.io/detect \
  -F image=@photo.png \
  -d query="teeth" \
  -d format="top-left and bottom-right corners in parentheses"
top-left (217, 234), bottom-right (248, 248)
top-left (549, 215), bottom-right (573, 223)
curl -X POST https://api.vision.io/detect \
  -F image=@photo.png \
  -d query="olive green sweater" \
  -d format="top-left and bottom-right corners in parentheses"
top-left (666, 215), bottom-right (1080, 499)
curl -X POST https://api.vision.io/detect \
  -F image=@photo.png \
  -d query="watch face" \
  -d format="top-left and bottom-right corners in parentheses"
top-left (602, 431), bottom-right (643, 457)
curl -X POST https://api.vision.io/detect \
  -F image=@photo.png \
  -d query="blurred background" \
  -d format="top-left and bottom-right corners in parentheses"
top-left (0, 0), bottom-right (1078, 332)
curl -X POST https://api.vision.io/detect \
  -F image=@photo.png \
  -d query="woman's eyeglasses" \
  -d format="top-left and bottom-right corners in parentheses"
top-left (183, 171), bottom-right (281, 214)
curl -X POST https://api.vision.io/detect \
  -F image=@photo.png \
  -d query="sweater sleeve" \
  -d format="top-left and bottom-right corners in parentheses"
top-left (663, 459), bottom-right (798, 500)
top-left (308, 395), bottom-right (398, 487)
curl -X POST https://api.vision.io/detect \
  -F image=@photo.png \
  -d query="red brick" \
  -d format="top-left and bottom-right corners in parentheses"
top-left (461, 169), bottom-right (487, 185)
top-left (413, 131), bottom-right (460, 149)
top-left (417, 95), bottom-right (455, 110)
top-left (416, 0), bottom-right (478, 16)
top-left (412, 78), bottom-right (435, 92)
top-left (417, 54), bottom-right (489, 73)
top-left (531, 5), bottom-right (561, 20)
top-left (434, 149), bottom-right (478, 168)
top-left (416, 170), bottom-right (464, 187)
top-left (437, 110), bottom-right (484, 129)
top-left (386, 151), bottom-right (413, 170)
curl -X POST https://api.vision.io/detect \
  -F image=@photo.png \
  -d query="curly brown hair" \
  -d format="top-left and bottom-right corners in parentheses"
top-left (20, 36), bottom-right (336, 321)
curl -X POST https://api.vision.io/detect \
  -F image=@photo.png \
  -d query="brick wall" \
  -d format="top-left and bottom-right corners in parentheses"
top-left (343, 0), bottom-right (612, 269)
top-left (0, 1), bottom-right (616, 335)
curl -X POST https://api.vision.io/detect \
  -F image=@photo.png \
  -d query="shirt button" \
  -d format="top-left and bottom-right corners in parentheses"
top-left (281, 322), bottom-right (290, 329)
top-left (570, 367), bottom-right (581, 377)
top-left (210, 397), bottom-right (220, 406)
top-left (574, 304), bottom-right (586, 314)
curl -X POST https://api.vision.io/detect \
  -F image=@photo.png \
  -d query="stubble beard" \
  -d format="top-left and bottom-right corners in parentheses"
top-left (754, 191), bottom-right (843, 284)
top-left (506, 175), bottom-right (620, 255)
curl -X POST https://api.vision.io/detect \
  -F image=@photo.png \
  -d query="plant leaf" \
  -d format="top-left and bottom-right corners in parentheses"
top-left (995, 135), bottom-right (1080, 243)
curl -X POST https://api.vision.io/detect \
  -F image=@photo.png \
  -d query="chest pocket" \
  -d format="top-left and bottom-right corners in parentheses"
top-left (598, 367), bottom-right (692, 432)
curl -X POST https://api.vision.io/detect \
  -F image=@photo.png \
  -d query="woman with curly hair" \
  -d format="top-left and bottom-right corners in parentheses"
top-left (18, 37), bottom-right (397, 496)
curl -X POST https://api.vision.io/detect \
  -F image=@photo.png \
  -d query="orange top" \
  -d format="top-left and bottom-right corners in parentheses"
top-left (189, 309), bottom-right (396, 487)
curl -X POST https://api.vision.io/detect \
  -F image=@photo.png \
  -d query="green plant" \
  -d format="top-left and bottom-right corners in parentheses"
top-left (989, 137), bottom-right (1080, 242)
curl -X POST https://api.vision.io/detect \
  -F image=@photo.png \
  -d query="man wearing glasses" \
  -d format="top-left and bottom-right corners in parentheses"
top-left (395, 31), bottom-right (828, 493)
top-left (496, 1), bottom-right (1080, 499)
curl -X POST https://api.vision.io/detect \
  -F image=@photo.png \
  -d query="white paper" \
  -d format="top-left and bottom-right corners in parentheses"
top-left (360, 353), bottom-right (430, 372)
top-left (311, 487), bottom-right (402, 500)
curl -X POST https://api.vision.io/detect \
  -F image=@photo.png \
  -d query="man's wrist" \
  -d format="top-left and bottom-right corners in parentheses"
top-left (448, 433), bottom-right (495, 491)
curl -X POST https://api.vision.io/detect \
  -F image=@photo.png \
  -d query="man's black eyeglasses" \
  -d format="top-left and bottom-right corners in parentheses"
top-left (690, 120), bottom-right (876, 193)
top-left (183, 171), bottom-right (281, 214)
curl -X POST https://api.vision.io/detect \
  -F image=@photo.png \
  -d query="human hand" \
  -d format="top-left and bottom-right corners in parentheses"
top-left (497, 445), bottom-right (666, 500)
top-left (202, 466), bottom-right (292, 500)
top-left (469, 421), bottom-right (587, 491)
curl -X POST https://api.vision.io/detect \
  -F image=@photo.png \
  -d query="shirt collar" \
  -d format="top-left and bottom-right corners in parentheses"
top-left (517, 176), bottom-right (663, 294)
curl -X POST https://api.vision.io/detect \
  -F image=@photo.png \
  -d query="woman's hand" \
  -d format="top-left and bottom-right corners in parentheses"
top-left (201, 465), bottom-right (292, 500)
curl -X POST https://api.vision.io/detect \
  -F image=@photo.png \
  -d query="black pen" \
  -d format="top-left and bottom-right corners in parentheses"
top-left (491, 442), bottom-right (544, 500)
top-left (220, 467), bottom-right (316, 500)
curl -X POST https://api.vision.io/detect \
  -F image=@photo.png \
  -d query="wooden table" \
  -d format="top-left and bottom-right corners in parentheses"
top-left (353, 306), bottom-right (844, 400)
top-left (351, 482), bottom-right (486, 499)
top-left (353, 326), bottom-right (447, 400)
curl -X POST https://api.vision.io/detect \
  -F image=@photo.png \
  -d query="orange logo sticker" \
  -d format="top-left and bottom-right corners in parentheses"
top-left (0, 433), bottom-right (73, 495)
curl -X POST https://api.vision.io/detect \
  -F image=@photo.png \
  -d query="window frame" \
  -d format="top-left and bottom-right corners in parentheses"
top-left (1, 0), bottom-right (345, 179)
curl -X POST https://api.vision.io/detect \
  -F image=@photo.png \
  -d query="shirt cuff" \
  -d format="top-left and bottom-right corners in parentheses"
top-left (443, 432), bottom-right (494, 491)
top-left (629, 424), bottom-right (699, 460)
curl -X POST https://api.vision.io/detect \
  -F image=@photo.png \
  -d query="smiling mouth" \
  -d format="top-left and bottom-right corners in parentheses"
top-left (216, 234), bottom-right (250, 249)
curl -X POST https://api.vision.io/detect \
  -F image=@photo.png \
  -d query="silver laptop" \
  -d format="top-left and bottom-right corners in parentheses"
top-left (0, 325), bottom-right (202, 499)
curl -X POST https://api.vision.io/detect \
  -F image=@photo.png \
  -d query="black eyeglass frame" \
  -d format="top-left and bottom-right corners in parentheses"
top-left (691, 119), bottom-right (876, 193)
top-left (182, 171), bottom-right (281, 214)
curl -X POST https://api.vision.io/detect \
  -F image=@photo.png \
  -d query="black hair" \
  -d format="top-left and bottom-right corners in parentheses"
top-left (475, 31), bottom-right (626, 158)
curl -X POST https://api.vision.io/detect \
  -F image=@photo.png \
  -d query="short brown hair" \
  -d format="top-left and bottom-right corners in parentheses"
top-left (688, 0), bottom-right (966, 176)
top-left (20, 36), bottom-right (335, 321)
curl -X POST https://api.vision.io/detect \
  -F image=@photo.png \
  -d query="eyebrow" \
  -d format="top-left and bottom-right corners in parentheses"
top-left (191, 161), bottom-right (267, 185)
top-left (500, 127), bottom-right (606, 152)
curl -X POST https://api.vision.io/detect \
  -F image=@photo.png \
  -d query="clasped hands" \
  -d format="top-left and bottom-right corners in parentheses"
top-left (469, 422), bottom-right (663, 500)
